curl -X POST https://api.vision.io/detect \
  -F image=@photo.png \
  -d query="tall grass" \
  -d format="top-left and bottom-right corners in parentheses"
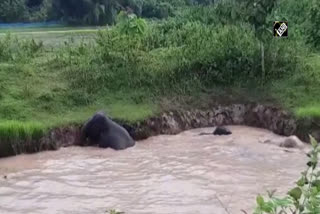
top-left (58, 18), bottom-right (306, 98)
top-left (0, 33), bottom-right (43, 62)
top-left (0, 121), bottom-right (48, 157)
top-left (0, 0), bottom-right (318, 158)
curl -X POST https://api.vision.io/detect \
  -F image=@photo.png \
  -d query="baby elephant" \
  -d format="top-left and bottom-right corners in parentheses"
top-left (81, 111), bottom-right (135, 150)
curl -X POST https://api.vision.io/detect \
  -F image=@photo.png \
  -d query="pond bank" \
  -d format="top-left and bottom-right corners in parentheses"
top-left (0, 103), bottom-right (319, 158)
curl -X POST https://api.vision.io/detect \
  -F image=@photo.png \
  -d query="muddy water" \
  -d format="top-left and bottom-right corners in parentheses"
top-left (0, 126), bottom-right (309, 214)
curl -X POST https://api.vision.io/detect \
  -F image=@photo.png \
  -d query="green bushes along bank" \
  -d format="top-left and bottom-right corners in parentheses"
top-left (0, 0), bottom-right (319, 154)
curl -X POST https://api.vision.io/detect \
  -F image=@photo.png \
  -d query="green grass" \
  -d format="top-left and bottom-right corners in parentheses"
top-left (0, 26), bottom-right (102, 33)
top-left (0, 29), bottom-right (157, 133)
top-left (0, 26), bottom-right (102, 47)
top-left (0, 120), bottom-right (48, 158)
top-left (270, 54), bottom-right (320, 118)
top-left (0, 62), bottom-right (156, 126)
top-left (0, 24), bottom-right (319, 126)
top-left (295, 106), bottom-right (320, 119)
top-left (0, 121), bottom-right (46, 141)
top-left (0, 10), bottom-right (319, 158)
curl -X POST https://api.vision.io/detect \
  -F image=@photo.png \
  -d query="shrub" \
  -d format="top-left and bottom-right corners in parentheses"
top-left (0, 0), bottom-right (28, 22)
top-left (172, 22), bottom-right (260, 85)
top-left (141, 0), bottom-right (174, 19)
top-left (116, 11), bottom-right (148, 36)
top-left (254, 136), bottom-right (320, 214)
top-left (0, 34), bottom-right (43, 63)
top-left (59, 15), bottom-right (307, 97)
top-left (306, 0), bottom-right (320, 50)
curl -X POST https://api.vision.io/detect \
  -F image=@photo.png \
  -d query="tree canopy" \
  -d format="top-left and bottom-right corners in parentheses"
top-left (0, 0), bottom-right (190, 24)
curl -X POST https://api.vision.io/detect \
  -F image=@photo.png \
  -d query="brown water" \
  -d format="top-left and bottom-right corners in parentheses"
top-left (0, 126), bottom-right (309, 214)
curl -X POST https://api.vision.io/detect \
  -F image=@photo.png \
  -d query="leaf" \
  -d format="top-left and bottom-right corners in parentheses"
top-left (288, 187), bottom-right (302, 201)
top-left (272, 197), bottom-right (293, 207)
top-left (299, 204), bottom-right (305, 212)
top-left (312, 180), bottom-right (320, 191)
top-left (310, 135), bottom-right (318, 148)
top-left (297, 177), bottom-right (306, 187)
top-left (311, 186), bottom-right (319, 196)
top-left (231, 9), bottom-right (237, 20)
top-left (256, 195), bottom-right (265, 207)
top-left (261, 201), bottom-right (273, 213)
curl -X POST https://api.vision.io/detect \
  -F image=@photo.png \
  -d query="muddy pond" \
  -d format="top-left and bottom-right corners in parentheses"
top-left (0, 126), bottom-right (309, 214)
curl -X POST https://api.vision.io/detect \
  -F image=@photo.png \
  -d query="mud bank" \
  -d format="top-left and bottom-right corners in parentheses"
top-left (46, 104), bottom-right (318, 147)
top-left (0, 103), bottom-right (319, 158)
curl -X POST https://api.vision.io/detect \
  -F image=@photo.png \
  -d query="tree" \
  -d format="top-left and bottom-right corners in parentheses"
top-left (53, 0), bottom-right (125, 25)
top-left (26, 0), bottom-right (43, 8)
top-left (241, 0), bottom-right (277, 83)
top-left (307, 0), bottom-right (320, 50)
top-left (116, 10), bottom-right (147, 36)
top-left (0, 0), bottom-right (28, 22)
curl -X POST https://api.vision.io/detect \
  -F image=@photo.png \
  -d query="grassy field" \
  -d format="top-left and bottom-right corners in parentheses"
top-left (0, 15), bottom-right (319, 157)
top-left (1, 25), bottom-right (319, 124)
top-left (0, 26), bottom-right (157, 138)
top-left (0, 26), bottom-right (101, 47)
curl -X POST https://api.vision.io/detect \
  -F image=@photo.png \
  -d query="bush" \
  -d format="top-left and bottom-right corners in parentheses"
top-left (0, 34), bottom-right (43, 63)
top-left (254, 136), bottom-right (320, 214)
top-left (0, 0), bottom-right (28, 22)
top-left (172, 22), bottom-right (259, 85)
top-left (141, 0), bottom-right (174, 19)
top-left (58, 15), bottom-right (307, 97)
top-left (306, 0), bottom-right (320, 50)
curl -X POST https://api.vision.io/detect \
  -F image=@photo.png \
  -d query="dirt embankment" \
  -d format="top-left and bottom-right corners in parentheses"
top-left (1, 103), bottom-right (319, 158)
top-left (43, 104), bottom-right (319, 148)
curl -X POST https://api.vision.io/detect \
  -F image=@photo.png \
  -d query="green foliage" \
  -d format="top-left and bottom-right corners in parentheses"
top-left (28, 0), bottom-right (54, 22)
top-left (107, 210), bottom-right (125, 214)
top-left (0, 0), bottom-right (54, 22)
top-left (0, 0), bottom-right (191, 24)
top-left (52, 0), bottom-right (183, 25)
top-left (141, 0), bottom-right (174, 19)
top-left (59, 16), bottom-right (305, 97)
top-left (242, 0), bottom-right (276, 30)
top-left (306, 0), bottom-right (320, 50)
top-left (116, 11), bottom-right (147, 36)
top-left (0, 0), bottom-right (28, 22)
top-left (0, 0), bottom-right (318, 158)
top-left (271, 0), bottom-right (311, 37)
top-left (0, 121), bottom-right (46, 141)
top-left (254, 136), bottom-right (320, 214)
top-left (0, 120), bottom-right (47, 158)
top-left (0, 33), bottom-right (43, 63)
top-left (296, 106), bottom-right (320, 119)
top-left (271, 54), bottom-right (320, 115)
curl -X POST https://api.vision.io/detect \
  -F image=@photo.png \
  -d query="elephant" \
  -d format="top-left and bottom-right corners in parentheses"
top-left (80, 111), bottom-right (135, 150)
top-left (199, 126), bottom-right (232, 136)
top-left (213, 126), bottom-right (232, 135)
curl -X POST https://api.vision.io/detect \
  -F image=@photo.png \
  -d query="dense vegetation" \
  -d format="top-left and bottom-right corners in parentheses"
top-left (0, 0), bottom-right (319, 152)
top-left (0, 0), bottom-right (207, 24)
top-left (0, 0), bottom-right (320, 212)
top-left (254, 136), bottom-right (320, 214)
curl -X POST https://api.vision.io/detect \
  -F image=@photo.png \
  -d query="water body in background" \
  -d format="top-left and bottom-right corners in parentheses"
top-left (0, 21), bottom-right (64, 29)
